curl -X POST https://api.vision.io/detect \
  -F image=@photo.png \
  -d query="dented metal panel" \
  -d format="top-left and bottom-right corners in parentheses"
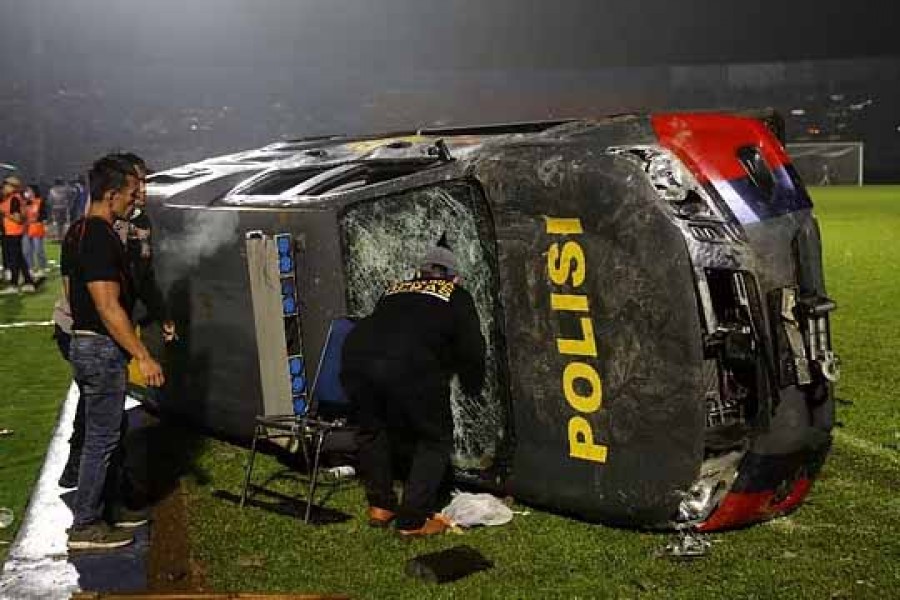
top-left (473, 139), bottom-right (706, 525)
top-left (141, 114), bottom-right (836, 529)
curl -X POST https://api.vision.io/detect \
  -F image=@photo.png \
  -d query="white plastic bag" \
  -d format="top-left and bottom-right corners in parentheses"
top-left (441, 492), bottom-right (514, 528)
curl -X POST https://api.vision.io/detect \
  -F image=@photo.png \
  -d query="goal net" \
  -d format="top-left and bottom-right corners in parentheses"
top-left (786, 141), bottom-right (864, 186)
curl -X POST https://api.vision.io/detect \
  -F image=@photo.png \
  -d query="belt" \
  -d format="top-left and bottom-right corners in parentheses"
top-left (72, 329), bottom-right (102, 337)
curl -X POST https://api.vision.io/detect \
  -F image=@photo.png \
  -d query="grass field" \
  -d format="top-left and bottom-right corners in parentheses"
top-left (180, 186), bottom-right (900, 599)
top-left (1, 187), bottom-right (899, 598)
top-left (0, 243), bottom-right (69, 565)
top-left (813, 187), bottom-right (900, 448)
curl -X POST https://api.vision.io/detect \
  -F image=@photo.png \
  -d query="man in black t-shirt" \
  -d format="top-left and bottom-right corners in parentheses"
top-left (60, 154), bottom-right (165, 551)
top-left (58, 153), bottom-right (174, 492)
top-left (341, 244), bottom-right (486, 536)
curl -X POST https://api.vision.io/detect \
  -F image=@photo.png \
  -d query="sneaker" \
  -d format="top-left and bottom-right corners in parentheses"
top-left (67, 522), bottom-right (133, 550)
top-left (108, 505), bottom-right (150, 528)
top-left (21, 283), bottom-right (36, 293)
top-left (0, 286), bottom-right (18, 296)
top-left (367, 506), bottom-right (396, 528)
top-left (396, 514), bottom-right (452, 538)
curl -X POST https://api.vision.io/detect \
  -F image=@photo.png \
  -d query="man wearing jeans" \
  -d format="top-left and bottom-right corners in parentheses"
top-left (61, 154), bottom-right (165, 550)
top-left (58, 153), bottom-right (174, 492)
top-left (23, 184), bottom-right (49, 278)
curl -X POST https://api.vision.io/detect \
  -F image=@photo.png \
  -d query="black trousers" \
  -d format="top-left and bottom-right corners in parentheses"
top-left (2, 235), bottom-right (33, 286)
top-left (342, 358), bottom-right (453, 530)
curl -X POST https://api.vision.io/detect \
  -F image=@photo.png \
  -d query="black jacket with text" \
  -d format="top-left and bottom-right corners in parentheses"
top-left (342, 276), bottom-right (486, 395)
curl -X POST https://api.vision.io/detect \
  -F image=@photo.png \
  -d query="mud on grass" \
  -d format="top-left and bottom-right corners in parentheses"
top-left (147, 480), bottom-right (206, 592)
top-left (131, 413), bottom-right (210, 592)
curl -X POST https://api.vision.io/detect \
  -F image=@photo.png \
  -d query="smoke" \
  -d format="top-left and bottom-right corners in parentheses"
top-left (158, 209), bottom-right (240, 280)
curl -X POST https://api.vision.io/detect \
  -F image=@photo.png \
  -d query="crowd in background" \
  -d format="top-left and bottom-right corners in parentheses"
top-left (0, 174), bottom-right (88, 295)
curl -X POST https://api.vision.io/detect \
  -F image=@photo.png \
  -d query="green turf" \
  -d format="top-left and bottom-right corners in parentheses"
top-left (2, 190), bottom-right (899, 598)
top-left (0, 242), bottom-right (63, 323)
top-left (180, 186), bottom-right (900, 599)
top-left (181, 432), bottom-right (900, 599)
top-left (0, 242), bottom-right (69, 564)
top-left (811, 186), bottom-right (900, 448)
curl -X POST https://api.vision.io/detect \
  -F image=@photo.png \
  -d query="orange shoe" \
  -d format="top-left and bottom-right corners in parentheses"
top-left (367, 506), bottom-right (396, 528)
top-left (396, 513), bottom-right (452, 537)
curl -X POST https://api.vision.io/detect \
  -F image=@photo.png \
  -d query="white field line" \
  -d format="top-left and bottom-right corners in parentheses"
top-left (0, 382), bottom-right (80, 600)
top-left (834, 429), bottom-right (900, 468)
top-left (0, 321), bottom-right (54, 330)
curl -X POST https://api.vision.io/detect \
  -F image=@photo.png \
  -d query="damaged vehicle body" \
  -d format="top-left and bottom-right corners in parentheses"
top-left (140, 112), bottom-right (838, 530)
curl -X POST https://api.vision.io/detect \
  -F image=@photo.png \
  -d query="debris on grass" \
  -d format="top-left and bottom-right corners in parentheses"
top-left (237, 554), bottom-right (266, 568)
top-left (163, 569), bottom-right (188, 583)
top-left (763, 516), bottom-right (807, 533)
top-left (0, 507), bottom-right (13, 528)
top-left (404, 544), bottom-right (493, 583)
top-left (658, 530), bottom-right (712, 559)
top-left (441, 492), bottom-right (514, 528)
top-left (629, 578), bottom-right (653, 592)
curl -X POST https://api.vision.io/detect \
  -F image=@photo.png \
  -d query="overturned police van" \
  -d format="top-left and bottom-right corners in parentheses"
top-left (140, 112), bottom-right (838, 531)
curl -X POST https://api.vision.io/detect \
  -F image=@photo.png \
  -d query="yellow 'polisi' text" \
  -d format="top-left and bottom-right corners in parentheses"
top-left (545, 216), bottom-right (608, 464)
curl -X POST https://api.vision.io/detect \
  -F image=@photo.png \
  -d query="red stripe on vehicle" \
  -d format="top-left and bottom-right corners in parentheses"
top-left (697, 478), bottom-right (812, 532)
top-left (770, 478), bottom-right (812, 514)
top-left (697, 490), bottom-right (774, 531)
top-left (651, 113), bottom-right (792, 183)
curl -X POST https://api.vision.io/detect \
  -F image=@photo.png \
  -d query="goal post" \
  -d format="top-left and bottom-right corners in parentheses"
top-left (786, 141), bottom-right (864, 186)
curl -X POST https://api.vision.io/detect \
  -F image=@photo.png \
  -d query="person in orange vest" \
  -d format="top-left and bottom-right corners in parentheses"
top-left (0, 175), bottom-right (37, 294)
top-left (23, 183), bottom-right (49, 279)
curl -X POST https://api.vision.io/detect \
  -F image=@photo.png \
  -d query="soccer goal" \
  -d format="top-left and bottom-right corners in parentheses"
top-left (787, 141), bottom-right (864, 186)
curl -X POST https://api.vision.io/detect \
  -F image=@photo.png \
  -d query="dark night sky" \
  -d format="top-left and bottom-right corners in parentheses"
top-left (4, 0), bottom-right (900, 70)
top-left (7, 0), bottom-right (900, 68)
top-left (1, 0), bottom-right (899, 179)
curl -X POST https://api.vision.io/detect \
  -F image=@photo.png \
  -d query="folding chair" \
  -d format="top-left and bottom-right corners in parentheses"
top-left (239, 317), bottom-right (356, 523)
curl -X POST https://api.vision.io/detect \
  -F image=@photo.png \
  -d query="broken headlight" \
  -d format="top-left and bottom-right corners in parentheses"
top-left (608, 145), bottom-right (690, 203)
top-left (646, 150), bottom-right (689, 203)
top-left (677, 451), bottom-right (741, 523)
